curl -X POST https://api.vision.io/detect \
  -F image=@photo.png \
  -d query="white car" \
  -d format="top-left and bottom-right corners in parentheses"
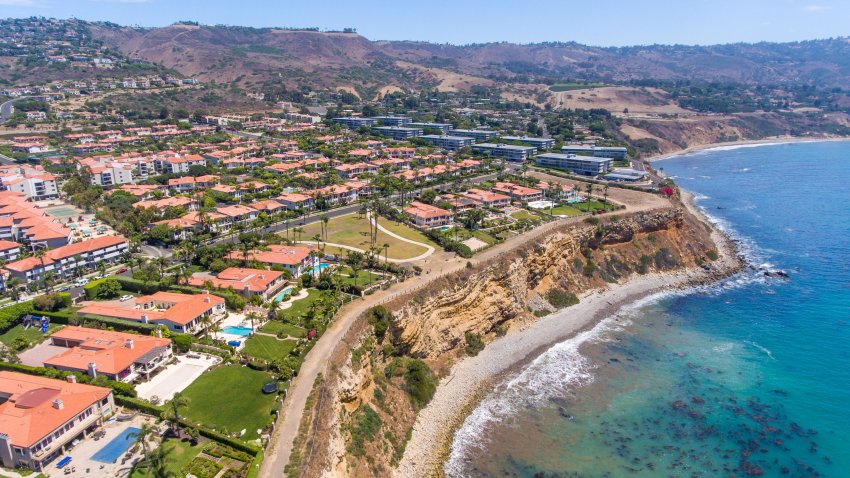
top-left (75, 279), bottom-right (89, 287)
top-left (120, 294), bottom-right (133, 302)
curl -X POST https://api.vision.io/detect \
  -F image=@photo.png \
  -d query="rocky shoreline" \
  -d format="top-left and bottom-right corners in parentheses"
top-left (394, 191), bottom-right (744, 478)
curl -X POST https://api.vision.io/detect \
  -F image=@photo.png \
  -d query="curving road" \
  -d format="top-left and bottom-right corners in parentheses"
top-left (0, 96), bottom-right (33, 123)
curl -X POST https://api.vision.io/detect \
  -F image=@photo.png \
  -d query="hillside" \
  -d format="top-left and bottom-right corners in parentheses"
top-left (85, 22), bottom-right (850, 95)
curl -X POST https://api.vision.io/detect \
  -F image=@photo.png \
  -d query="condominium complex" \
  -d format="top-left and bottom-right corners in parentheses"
top-left (499, 135), bottom-right (556, 151)
top-left (419, 135), bottom-right (476, 151)
top-left (472, 143), bottom-right (537, 162)
top-left (450, 129), bottom-right (498, 142)
top-left (535, 152), bottom-right (613, 176)
top-left (332, 117), bottom-right (375, 129)
top-left (3, 236), bottom-right (129, 282)
top-left (561, 145), bottom-right (628, 160)
top-left (371, 126), bottom-right (423, 140)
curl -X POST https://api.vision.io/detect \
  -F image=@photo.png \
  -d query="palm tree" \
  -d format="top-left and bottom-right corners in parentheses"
top-left (247, 312), bottom-right (260, 332)
top-left (6, 277), bottom-right (23, 301)
top-left (603, 184), bottom-right (610, 205)
top-left (321, 214), bottom-right (329, 241)
top-left (382, 243), bottom-right (390, 265)
top-left (155, 257), bottom-right (170, 280)
top-left (33, 246), bottom-right (51, 292)
top-left (166, 392), bottom-right (189, 436)
top-left (128, 422), bottom-right (156, 469)
top-left (312, 234), bottom-right (321, 251)
top-left (147, 442), bottom-right (177, 478)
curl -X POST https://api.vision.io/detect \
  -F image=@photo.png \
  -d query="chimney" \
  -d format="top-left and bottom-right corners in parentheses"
top-left (52, 399), bottom-right (64, 410)
top-left (156, 328), bottom-right (162, 338)
top-left (140, 314), bottom-right (148, 323)
top-left (66, 375), bottom-right (77, 384)
top-left (204, 296), bottom-right (210, 303)
top-left (124, 339), bottom-right (134, 349)
top-left (87, 363), bottom-right (97, 378)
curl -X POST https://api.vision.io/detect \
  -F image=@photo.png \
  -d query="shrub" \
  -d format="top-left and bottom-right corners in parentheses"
top-left (637, 255), bottom-right (652, 274)
top-left (83, 278), bottom-right (106, 299)
top-left (115, 276), bottom-right (160, 295)
top-left (464, 332), bottom-right (484, 356)
top-left (584, 217), bottom-right (600, 225)
top-left (172, 334), bottom-right (194, 352)
top-left (97, 278), bottom-right (122, 299)
top-left (368, 306), bottom-right (392, 341)
top-left (547, 288), bottom-right (579, 308)
top-left (654, 248), bottom-right (679, 270)
top-left (583, 259), bottom-right (597, 277)
top-left (706, 249), bottom-right (720, 261)
top-left (32, 293), bottom-right (71, 312)
top-left (347, 405), bottom-right (382, 457)
top-left (0, 301), bottom-right (34, 334)
top-left (115, 395), bottom-right (165, 415)
top-left (184, 456), bottom-right (222, 478)
top-left (401, 358), bottom-right (436, 408)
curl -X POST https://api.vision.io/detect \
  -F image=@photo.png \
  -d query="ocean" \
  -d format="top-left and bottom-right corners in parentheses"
top-left (446, 141), bottom-right (850, 477)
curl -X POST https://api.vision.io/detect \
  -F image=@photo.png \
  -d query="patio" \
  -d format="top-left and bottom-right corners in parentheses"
top-left (135, 353), bottom-right (219, 402)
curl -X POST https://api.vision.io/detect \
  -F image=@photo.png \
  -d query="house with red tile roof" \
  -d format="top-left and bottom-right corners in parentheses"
top-left (226, 244), bottom-right (318, 277)
top-left (276, 193), bottom-right (315, 211)
top-left (78, 291), bottom-right (225, 334)
top-left (491, 182), bottom-right (544, 202)
top-left (404, 201), bottom-right (454, 227)
top-left (188, 267), bottom-right (286, 299)
top-left (463, 188), bottom-right (512, 208)
top-left (0, 372), bottom-right (114, 471)
top-left (43, 327), bottom-right (172, 383)
top-left (3, 236), bottom-right (128, 282)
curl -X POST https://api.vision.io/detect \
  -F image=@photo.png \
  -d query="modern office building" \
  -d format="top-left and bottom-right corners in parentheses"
top-left (371, 116), bottom-right (411, 127)
top-left (372, 126), bottom-right (423, 140)
top-left (408, 122), bottom-right (453, 134)
top-left (603, 168), bottom-right (649, 182)
top-left (499, 135), bottom-right (556, 151)
top-left (332, 117), bottom-right (375, 129)
top-left (535, 153), bottom-right (613, 176)
top-left (450, 129), bottom-right (498, 142)
top-left (561, 145), bottom-right (628, 160)
top-left (419, 135), bottom-right (476, 151)
top-left (472, 143), bottom-right (537, 162)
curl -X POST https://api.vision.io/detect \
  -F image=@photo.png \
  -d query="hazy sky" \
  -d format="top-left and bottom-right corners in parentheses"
top-left (2, 0), bottom-right (849, 46)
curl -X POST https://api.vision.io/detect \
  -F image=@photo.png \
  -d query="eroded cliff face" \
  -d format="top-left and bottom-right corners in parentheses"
top-left (298, 206), bottom-right (720, 478)
top-left (391, 208), bottom-right (704, 362)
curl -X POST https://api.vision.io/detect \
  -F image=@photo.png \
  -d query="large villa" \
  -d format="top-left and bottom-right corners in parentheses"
top-left (77, 291), bottom-right (225, 334)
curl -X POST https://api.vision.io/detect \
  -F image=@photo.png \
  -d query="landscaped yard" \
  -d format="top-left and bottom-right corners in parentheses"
top-left (0, 323), bottom-right (63, 348)
top-left (471, 230), bottom-right (498, 246)
top-left (129, 439), bottom-right (201, 478)
top-left (510, 210), bottom-right (541, 222)
top-left (277, 289), bottom-right (327, 322)
top-left (337, 266), bottom-right (382, 287)
top-left (242, 335), bottom-right (297, 361)
top-left (259, 321), bottom-right (307, 338)
top-left (379, 219), bottom-right (439, 248)
top-left (300, 214), bottom-right (429, 259)
top-left (179, 365), bottom-right (277, 439)
top-left (549, 205), bottom-right (585, 216)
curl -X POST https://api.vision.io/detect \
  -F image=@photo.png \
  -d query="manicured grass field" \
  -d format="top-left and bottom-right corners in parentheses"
top-left (242, 335), bottom-right (297, 361)
top-left (129, 439), bottom-right (201, 478)
top-left (259, 321), bottom-right (307, 337)
top-left (578, 200), bottom-right (617, 212)
top-left (379, 219), bottom-right (439, 248)
top-left (301, 214), bottom-right (428, 259)
top-left (278, 289), bottom-right (326, 322)
top-left (337, 266), bottom-right (382, 287)
top-left (0, 324), bottom-right (63, 348)
top-left (510, 210), bottom-right (540, 222)
top-left (179, 365), bottom-right (277, 439)
top-left (549, 205), bottom-right (585, 217)
top-left (471, 230), bottom-right (498, 246)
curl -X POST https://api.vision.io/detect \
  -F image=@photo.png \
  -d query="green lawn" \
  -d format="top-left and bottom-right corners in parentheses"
top-left (278, 289), bottom-right (326, 322)
top-left (549, 205), bottom-right (585, 217)
top-left (259, 321), bottom-right (307, 337)
top-left (0, 324), bottom-right (63, 349)
top-left (180, 365), bottom-right (277, 439)
top-left (242, 335), bottom-right (297, 362)
top-left (337, 266), bottom-right (382, 287)
top-left (300, 214), bottom-right (428, 259)
top-left (510, 210), bottom-right (540, 221)
top-left (379, 219), bottom-right (439, 248)
top-left (471, 230), bottom-right (498, 246)
top-left (129, 439), bottom-right (201, 478)
top-left (579, 200), bottom-right (617, 212)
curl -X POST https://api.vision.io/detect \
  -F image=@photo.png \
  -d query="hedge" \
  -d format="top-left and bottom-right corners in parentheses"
top-left (246, 450), bottom-right (264, 478)
top-left (0, 300), bottom-right (34, 334)
top-left (178, 419), bottom-right (261, 455)
top-left (116, 395), bottom-right (166, 415)
top-left (115, 276), bottom-right (160, 295)
top-left (83, 278), bottom-right (108, 299)
top-left (40, 309), bottom-right (160, 334)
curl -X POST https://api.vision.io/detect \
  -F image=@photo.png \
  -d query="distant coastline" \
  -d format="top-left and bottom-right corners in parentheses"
top-left (647, 135), bottom-right (850, 162)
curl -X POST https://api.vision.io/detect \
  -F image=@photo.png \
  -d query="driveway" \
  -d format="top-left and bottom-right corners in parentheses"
top-left (135, 354), bottom-right (219, 402)
top-left (18, 342), bottom-right (65, 367)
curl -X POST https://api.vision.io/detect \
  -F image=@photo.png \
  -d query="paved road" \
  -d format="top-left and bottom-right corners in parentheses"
top-left (0, 153), bottom-right (16, 166)
top-left (0, 96), bottom-right (32, 123)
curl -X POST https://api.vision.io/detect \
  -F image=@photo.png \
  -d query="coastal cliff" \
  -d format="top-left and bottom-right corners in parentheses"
top-left (292, 203), bottom-right (725, 477)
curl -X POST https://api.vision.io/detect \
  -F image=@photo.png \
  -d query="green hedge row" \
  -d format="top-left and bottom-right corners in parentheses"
top-left (115, 276), bottom-right (160, 295)
top-left (0, 301), bottom-right (34, 334)
top-left (115, 395), bottom-right (166, 415)
top-left (178, 418), bottom-right (261, 455)
top-left (116, 277), bottom-right (245, 310)
top-left (83, 278), bottom-right (108, 300)
top-left (39, 309), bottom-right (160, 334)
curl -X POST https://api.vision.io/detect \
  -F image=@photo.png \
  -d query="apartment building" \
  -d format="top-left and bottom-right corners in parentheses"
top-left (449, 129), bottom-right (498, 142)
top-left (408, 122), bottom-right (453, 134)
top-left (371, 126), bottom-right (423, 140)
top-left (372, 116), bottom-right (411, 127)
top-left (535, 153), bottom-right (613, 176)
top-left (2, 236), bottom-right (129, 283)
top-left (0, 166), bottom-right (59, 201)
top-left (0, 372), bottom-right (114, 471)
top-left (332, 117), bottom-right (376, 129)
top-left (472, 143), bottom-right (537, 162)
top-left (419, 135), bottom-right (476, 151)
top-left (561, 145), bottom-right (628, 160)
top-left (499, 135), bottom-right (556, 151)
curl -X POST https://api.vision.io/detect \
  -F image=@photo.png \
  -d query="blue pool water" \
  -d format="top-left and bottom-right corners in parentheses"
top-left (449, 141), bottom-right (850, 477)
top-left (273, 287), bottom-right (295, 302)
top-left (222, 325), bottom-right (253, 337)
top-left (90, 427), bottom-right (139, 463)
top-left (313, 263), bottom-right (329, 273)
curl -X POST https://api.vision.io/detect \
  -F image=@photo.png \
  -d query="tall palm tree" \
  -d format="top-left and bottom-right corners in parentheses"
top-left (33, 246), bottom-right (51, 293)
top-left (246, 312), bottom-right (260, 332)
top-left (603, 184), bottom-right (610, 205)
top-left (148, 442), bottom-right (177, 478)
top-left (320, 214), bottom-right (329, 241)
top-left (166, 392), bottom-right (189, 436)
top-left (382, 243), bottom-right (390, 265)
top-left (128, 422), bottom-right (156, 468)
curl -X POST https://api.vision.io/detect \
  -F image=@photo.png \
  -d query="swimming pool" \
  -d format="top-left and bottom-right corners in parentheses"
top-left (222, 325), bottom-right (253, 337)
top-left (91, 426), bottom-right (139, 463)
top-left (313, 263), bottom-right (330, 274)
top-left (273, 287), bottom-right (295, 302)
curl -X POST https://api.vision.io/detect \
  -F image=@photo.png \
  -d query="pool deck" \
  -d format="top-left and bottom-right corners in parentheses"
top-left (42, 416), bottom-right (153, 478)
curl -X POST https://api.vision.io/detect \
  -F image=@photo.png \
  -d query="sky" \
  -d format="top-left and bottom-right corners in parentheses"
top-left (1, 0), bottom-right (849, 46)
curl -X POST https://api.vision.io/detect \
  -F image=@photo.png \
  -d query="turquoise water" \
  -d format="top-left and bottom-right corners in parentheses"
top-left (273, 287), bottom-right (295, 302)
top-left (91, 427), bottom-right (139, 463)
top-left (222, 325), bottom-right (253, 337)
top-left (449, 141), bottom-right (850, 477)
top-left (313, 263), bottom-right (329, 273)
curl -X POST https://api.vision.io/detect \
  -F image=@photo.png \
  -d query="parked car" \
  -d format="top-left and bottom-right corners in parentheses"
top-left (120, 294), bottom-right (133, 302)
top-left (117, 268), bottom-right (128, 273)
top-left (57, 285), bottom-right (71, 292)
top-left (75, 278), bottom-right (89, 287)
